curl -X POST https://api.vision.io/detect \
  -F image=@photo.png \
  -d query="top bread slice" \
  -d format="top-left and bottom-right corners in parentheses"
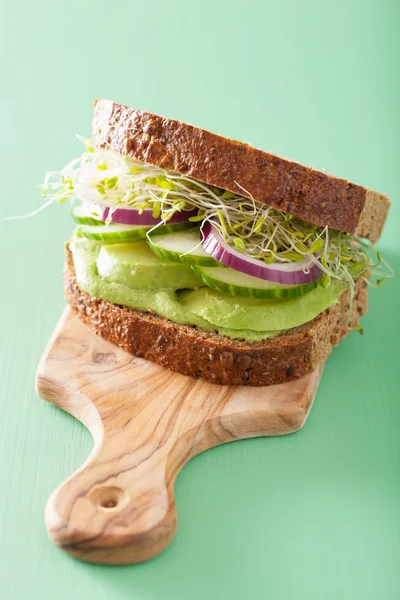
top-left (92, 99), bottom-right (389, 243)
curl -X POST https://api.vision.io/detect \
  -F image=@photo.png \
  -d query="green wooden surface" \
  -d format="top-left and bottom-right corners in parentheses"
top-left (1, 1), bottom-right (399, 598)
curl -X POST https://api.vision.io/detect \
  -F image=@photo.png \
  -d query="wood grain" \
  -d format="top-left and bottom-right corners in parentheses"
top-left (36, 307), bottom-right (324, 565)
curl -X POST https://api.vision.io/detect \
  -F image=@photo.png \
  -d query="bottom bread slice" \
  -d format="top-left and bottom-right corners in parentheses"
top-left (64, 246), bottom-right (368, 386)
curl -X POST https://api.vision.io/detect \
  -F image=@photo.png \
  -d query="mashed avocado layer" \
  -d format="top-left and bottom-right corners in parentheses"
top-left (69, 238), bottom-right (348, 341)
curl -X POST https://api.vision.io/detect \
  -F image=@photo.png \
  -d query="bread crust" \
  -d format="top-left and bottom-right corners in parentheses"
top-left (92, 99), bottom-right (389, 243)
top-left (64, 246), bottom-right (368, 387)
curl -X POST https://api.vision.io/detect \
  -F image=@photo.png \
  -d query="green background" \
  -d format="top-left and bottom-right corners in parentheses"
top-left (1, 0), bottom-right (399, 598)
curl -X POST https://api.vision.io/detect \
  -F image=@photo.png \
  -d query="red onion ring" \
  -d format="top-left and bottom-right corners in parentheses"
top-left (201, 222), bottom-right (321, 284)
top-left (82, 202), bottom-right (198, 226)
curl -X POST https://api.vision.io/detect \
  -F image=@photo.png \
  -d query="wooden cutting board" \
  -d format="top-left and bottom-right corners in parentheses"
top-left (36, 307), bottom-right (324, 565)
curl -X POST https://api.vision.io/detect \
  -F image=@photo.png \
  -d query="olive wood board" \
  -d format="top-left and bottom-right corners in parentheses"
top-left (36, 307), bottom-right (324, 565)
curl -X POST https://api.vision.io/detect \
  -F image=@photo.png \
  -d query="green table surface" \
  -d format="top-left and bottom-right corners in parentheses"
top-left (1, 1), bottom-right (399, 598)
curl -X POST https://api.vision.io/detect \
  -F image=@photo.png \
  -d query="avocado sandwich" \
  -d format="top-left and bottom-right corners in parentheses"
top-left (41, 99), bottom-right (391, 386)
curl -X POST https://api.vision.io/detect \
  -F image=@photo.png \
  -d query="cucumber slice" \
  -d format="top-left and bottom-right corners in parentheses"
top-left (71, 204), bottom-right (104, 226)
top-left (77, 220), bottom-right (196, 242)
top-left (77, 223), bottom-right (150, 242)
top-left (191, 266), bottom-right (318, 298)
top-left (147, 228), bottom-right (218, 266)
top-left (97, 241), bottom-right (202, 290)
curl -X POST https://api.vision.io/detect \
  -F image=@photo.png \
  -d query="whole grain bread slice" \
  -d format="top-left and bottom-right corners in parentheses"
top-left (64, 245), bottom-right (368, 387)
top-left (92, 99), bottom-right (389, 243)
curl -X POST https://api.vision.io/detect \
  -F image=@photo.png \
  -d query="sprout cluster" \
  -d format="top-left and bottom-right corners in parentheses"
top-left (41, 136), bottom-right (392, 290)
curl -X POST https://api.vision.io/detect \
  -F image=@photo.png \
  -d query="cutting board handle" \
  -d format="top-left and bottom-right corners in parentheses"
top-left (45, 403), bottom-right (178, 564)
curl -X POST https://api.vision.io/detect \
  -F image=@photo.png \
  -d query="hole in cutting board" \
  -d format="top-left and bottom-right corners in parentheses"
top-left (88, 486), bottom-right (129, 511)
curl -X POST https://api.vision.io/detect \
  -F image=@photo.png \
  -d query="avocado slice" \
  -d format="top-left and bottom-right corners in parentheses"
top-left (97, 241), bottom-right (202, 291)
top-left (178, 281), bottom-right (348, 332)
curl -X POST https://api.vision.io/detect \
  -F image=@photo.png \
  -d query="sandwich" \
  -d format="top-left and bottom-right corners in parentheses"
top-left (41, 99), bottom-right (391, 386)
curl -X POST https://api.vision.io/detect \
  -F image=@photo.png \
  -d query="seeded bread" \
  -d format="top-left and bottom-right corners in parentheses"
top-left (64, 245), bottom-right (368, 387)
top-left (92, 99), bottom-right (389, 243)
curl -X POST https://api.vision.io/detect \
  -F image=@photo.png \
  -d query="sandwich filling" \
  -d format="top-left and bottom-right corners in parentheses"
top-left (40, 137), bottom-right (390, 339)
top-left (69, 236), bottom-right (348, 341)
